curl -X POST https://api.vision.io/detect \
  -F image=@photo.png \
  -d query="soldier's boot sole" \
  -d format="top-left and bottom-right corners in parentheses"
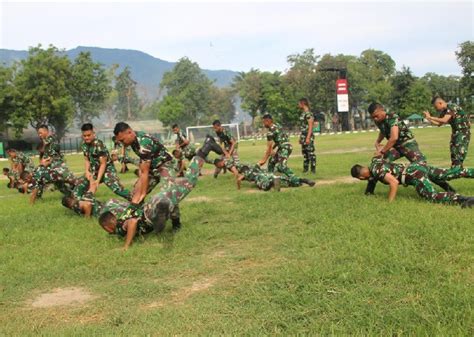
top-left (152, 199), bottom-right (170, 234)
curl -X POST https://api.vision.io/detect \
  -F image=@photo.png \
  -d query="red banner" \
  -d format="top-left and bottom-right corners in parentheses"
top-left (336, 79), bottom-right (348, 95)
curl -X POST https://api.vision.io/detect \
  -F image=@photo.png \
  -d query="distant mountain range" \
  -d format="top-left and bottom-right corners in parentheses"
top-left (0, 46), bottom-right (239, 101)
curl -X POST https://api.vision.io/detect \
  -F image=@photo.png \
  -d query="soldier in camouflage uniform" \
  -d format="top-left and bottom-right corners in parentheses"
top-left (112, 136), bottom-right (139, 173)
top-left (351, 157), bottom-right (474, 207)
top-left (113, 122), bottom-right (173, 206)
top-left (172, 124), bottom-right (196, 160)
top-left (214, 157), bottom-right (282, 191)
top-left (6, 148), bottom-right (35, 176)
top-left (172, 149), bottom-right (186, 177)
top-left (258, 114), bottom-right (315, 187)
top-left (369, 103), bottom-right (426, 163)
top-left (62, 192), bottom-right (104, 218)
top-left (298, 98), bottom-right (316, 173)
top-left (424, 96), bottom-right (471, 168)
top-left (98, 135), bottom-right (224, 250)
top-left (21, 158), bottom-right (81, 204)
top-left (74, 123), bottom-right (131, 201)
top-left (37, 124), bottom-right (66, 169)
top-left (212, 120), bottom-right (239, 178)
top-left (3, 168), bottom-right (19, 189)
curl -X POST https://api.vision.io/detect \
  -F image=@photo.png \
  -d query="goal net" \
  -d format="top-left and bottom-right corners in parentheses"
top-left (186, 123), bottom-right (240, 145)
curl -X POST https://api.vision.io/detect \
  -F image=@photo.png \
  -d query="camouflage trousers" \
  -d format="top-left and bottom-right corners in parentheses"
top-left (300, 133), bottom-right (316, 171)
top-left (36, 163), bottom-right (77, 196)
top-left (450, 128), bottom-right (470, 167)
top-left (242, 167), bottom-right (275, 191)
top-left (182, 145), bottom-right (197, 161)
top-left (73, 166), bottom-right (131, 200)
top-left (384, 139), bottom-right (426, 163)
top-left (427, 165), bottom-right (474, 181)
top-left (144, 156), bottom-right (203, 221)
top-left (146, 161), bottom-right (176, 194)
top-left (405, 163), bottom-right (462, 204)
top-left (268, 144), bottom-right (301, 187)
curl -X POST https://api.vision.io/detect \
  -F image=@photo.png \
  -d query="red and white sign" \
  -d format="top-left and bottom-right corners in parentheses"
top-left (336, 79), bottom-right (349, 112)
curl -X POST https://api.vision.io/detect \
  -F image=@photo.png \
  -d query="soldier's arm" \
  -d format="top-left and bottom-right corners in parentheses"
top-left (227, 137), bottom-right (237, 157)
top-left (123, 218), bottom-right (138, 251)
top-left (306, 117), bottom-right (314, 144)
top-left (375, 132), bottom-right (384, 149)
top-left (379, 126), bottom-right (399, 156)
top-left (426, 113), bottom-right (452, 125)
top-left (132, 161), bottom-right (150, 204)
top-left (30, 188), bottom-right (39, 205)
top-left (95, 156), bottom-right (107, 185)
top-left (258, 141), bottom-right (273, 166)
top-left (383, 173), bottom-right (399, 202)
top-left (84, 157), bottom-right (92, 180)
top-left (80, 201), bottom-right (93, 218)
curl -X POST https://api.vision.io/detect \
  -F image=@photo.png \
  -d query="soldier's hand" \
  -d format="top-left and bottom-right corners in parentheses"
top-left (374, 150), bottom-right (383, 157)
top-left (258, 160), bottom-right (265, 166)
top-left (423, 111), bottom-right (431, 118)
top-left (305, 138), bottom-right (310, 145)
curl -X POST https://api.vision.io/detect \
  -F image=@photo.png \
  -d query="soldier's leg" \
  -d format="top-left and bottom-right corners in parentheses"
top-left (302, 143), bottom-right (310, 172)
top-left (275, 146), bottom-right (301, 187)
top-left (451, 130), bottom-right (470, 168)
top-left (428, 165), bottom-right (474, 181)
top-left (73, 175), bottom-right (90, 199)
top-left (254, 172), bottom-right (273, 191)
top-left (384, 148), bottom-right (402, 162)
top-left (102, 167), bottom-right (131, 200)
top-left (308, 137), bottom-right (316, 173)
top-left (400, 140), bottom-right (427, 163)
top-left (267, 154), bottom-right (277, 173)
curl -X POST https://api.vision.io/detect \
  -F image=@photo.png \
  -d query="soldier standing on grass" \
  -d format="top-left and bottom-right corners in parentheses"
top-left (423, 96), bottom-right (471, 169)
top-left (351, 157), bottom-right (474, 207)
top-left (74, 123), bottom-right (131, 201)
top-left (298, 98), bottom-right (316, 173)
top-left (258, 114), bottom-right (315, 187)
top-left (212, 120), bottom-right (239, 178)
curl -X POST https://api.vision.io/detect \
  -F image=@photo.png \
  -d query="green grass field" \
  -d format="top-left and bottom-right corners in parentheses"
top-left (0, 127), bottom-right (473, 336)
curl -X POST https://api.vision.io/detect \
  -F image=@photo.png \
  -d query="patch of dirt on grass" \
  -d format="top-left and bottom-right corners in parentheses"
top-left (317, 176), bottom-right (358, 185)
top-left (30, 287), bottom-right (96, 308)
top-left (183, 196), bottom-right (213, 203)
top-left (147, 277), bottom-right (217, 308)
top-left (319, 147), bottom-right (370, 155)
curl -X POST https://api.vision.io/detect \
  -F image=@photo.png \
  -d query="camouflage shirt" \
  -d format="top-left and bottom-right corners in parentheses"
top-left (42, 135), bottom-right (64, 163)
top-left (103, 199), bottom-right (153, 237)
top-left (71, 198), bottom-right (104, 218)
top-left (224, 157), bottom-right (260, 182)
top-left (81, 139), bottom-right (114, 174)
top-left (299, 110), bottom-right (313, 134)
top-left (12, 151), bottom-right (34, 172)
top-left (368, 157), bottom-right (405, 183)
top-left (175, 130), bottom-right (188, 148)
top-left (266, 123), bottom-right (290, 149)
top-left (131, 131), bottom-right (172, 169)
top-left (441, 103), bottom-right (470, 131)
top-left (375, 113), bottom-right (414, 145)
top-left (215, 128), bottom-right (238, 151)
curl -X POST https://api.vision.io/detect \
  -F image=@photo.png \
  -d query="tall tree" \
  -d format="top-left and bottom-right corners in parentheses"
top-left (70, 51), bottom-right (111, 126)
top-left (0, 65), bottom-right (17, 133)
top-left (232, 69), bottom-right (265, 126)
top-left (208, 87), bottom-right (236, 124)
top-left (401, 79), bottom-right (432, 117)
top-left (115, 66), bottom-right (140, 120)
top-left (391, 66), bottom-right (415, 113)
top-left (13, 45), bottom-right (74, 139)
top-left (158, 57), bottom-right (214, 126)
top-left (455, 41), bottom-right (473, 111)
top-left (420, 72), bottom-right (461, 102)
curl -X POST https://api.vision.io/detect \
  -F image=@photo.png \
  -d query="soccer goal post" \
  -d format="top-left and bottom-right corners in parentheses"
top-left (186, 123), bottom-right (240, 144)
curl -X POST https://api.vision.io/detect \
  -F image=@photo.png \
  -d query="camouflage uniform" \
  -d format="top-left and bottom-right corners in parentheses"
top-left (11, 151), bottom-right (35, 173)
top-left (114, 142), bottom-right (139, 166)
top-left (29, 164), bottom-right (78, 196)
top-left (214, 128), bottom-right (239, 176)
top-left (131, 131), bottom-right (173, 193)
top-left (368, 157), bottom-right (468, 204)
top-left (75, 139), bottom-right (131, 200)
top-left (69, 194), bottom-right (104, 218)
top-left (440, 103), bottom-right (471, 168)
top-left (103, 157), bottom-right (202, 237)
top-left (175, 130), bottom-right (196, 160)
top-left (375, 113), bottom-right (426, 163)
top-left (266, 123), bottom-right (302, 186)
top-left (299, 110), bottom-right (316, 172)
top-left (223, 157), bottom-right (283, 191)
top-left (42, 135), bottom-right (66, 168)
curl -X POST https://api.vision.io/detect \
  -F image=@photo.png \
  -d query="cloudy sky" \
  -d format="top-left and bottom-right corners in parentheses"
top-left (1, 0), bottom-right (472, 75)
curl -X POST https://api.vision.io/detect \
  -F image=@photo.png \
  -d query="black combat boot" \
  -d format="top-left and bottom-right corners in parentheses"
top-left (303, 165), bottom-right (308, 173)
top-left (171, 217), bottom-right (182, 232)
top-left (146, 198), bottom-right (170, 234)
top-left (311, 164), bottom-right (316, 174)
top-left (300, 178), bottom-right (315, 187)
top-left (459, 196), bottom-right (474, 208)
top-left (197, 135), bottom-right (224, 159)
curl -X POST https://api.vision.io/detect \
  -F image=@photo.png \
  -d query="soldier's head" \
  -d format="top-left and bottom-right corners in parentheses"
top-left (351, 164), bottom-right (371, 180)
top-left (172, 124), bottom-right (180, 134)
top-left (368, 103), bottom-right (386, 123)
top-left (5, 148), bottom-right (16, 159)
top-left (298, 98), bottom-right (310, 110)
top-left (431, 96), bottom-right (447, 112)
top-left (113, 122), bottom-right (136, 146)
top-left (37, 125), bottom-right (50, 139)
top-left (214, 158), bottom-right (225, 168)
top-left (81, 123), bottom-right (96, 144)
top-left (61, 195), bottom-right (77, 210)
top-left (99, 211), bottom-right (117, 234)
top-left (212, 120), bottom-right (223, 132)
top-left (3, 167), bottom-right (9, 176)
top-left (20, 171), bottom-right (32, 183)
top-left (172, 149), bottom-right (182, 159)
top-left (262, 114), bottom-right (273, 128)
